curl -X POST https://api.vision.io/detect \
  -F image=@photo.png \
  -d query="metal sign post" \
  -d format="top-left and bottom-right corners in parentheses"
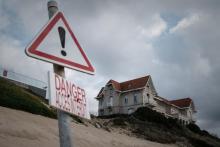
top-left (25, 0), bottom-right (94, 145)
top-left (47, 1), bottom-right (73, 147)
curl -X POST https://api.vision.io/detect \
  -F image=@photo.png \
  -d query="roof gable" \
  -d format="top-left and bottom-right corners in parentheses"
top-left (146, 76), bottom-right (157, 95)
top-left (107, 80), bottom-right (121, 90)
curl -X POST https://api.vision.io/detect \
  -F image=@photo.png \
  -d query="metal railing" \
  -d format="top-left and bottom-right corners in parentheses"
top-left (0, 67), bottom-right (47, 89)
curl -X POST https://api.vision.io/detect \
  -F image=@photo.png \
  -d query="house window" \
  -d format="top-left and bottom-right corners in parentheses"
top-left (110, 90), bottom-right (113, 96)
top-left (3, 70), bottom-right (8, 77)
top-left (147, 93), bottom-right (150, 98)
top-left (100, 99), bottom-right (103, 106)
top-left (109, 96), bottom-right (113, 106)
top-left (134, 94), bottom-right (137, 104)
top-left (99, 109), bottom-right (104, 116)
top-left (110, 96), bottom-right (113, 101)
top-left (124, 96), bottom-right (128, 104)
top-left (108, 107), bottom-right (112, 112)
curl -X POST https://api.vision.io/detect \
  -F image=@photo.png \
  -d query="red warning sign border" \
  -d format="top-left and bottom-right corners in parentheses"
top-left (25, 11), bottom-right (94, 75)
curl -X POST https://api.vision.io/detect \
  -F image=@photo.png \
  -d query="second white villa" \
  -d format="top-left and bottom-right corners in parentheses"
top-left (95, 75), bottom-right (196, 125)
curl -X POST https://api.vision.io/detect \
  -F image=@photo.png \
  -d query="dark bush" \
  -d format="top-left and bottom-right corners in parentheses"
top-left (112, 118), bottom-right (127, 126)
top-left (133, 107), bottom-right (164, 122)
top-left (187, 123), bottom-right (202, 134)
top-left (188, 137), bottom-right (214, 147)
top-left (90, 114), bottom-right (96, 119)
top-left (201, 130), bottom-right (210, 136)
top-left (132, 107), bottom-right (180, 128)
top-left (71, 114), bottom-right (84, 124)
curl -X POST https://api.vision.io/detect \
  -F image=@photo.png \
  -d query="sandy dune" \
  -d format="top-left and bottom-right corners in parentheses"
top-left (0, 107), bottom-right (177, 147)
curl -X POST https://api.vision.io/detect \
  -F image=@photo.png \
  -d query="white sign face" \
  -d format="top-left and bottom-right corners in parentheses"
top-left (48, 72), bottom-right (90, 119)
top-left (25, 12), bottom-right (94, 75)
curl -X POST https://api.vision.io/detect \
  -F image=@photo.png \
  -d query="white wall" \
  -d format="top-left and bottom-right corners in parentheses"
top-left (120, 90), bottom-right (143, 114)
top-left (143, 84), bottom-right (157, 106)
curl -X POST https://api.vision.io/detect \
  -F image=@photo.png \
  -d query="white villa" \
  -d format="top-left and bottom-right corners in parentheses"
top-left (95, 75), bottom-right (196, 125)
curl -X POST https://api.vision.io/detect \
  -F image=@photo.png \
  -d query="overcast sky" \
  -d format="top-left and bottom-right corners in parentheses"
top-left (0, 0), bottom-right (220, 136)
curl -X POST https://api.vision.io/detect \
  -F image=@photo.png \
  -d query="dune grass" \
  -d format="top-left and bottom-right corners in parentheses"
top-left (0, 77), bottom-right (56, 118)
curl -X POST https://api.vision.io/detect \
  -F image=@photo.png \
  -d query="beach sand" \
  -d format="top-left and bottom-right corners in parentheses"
top-left (0, 106), bottom-right (177, 147)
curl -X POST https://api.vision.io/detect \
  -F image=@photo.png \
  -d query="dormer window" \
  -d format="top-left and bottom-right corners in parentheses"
top-left (110, 87), bottom-right (113, 96)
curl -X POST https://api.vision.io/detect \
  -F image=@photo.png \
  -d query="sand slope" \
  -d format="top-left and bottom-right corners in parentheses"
top-left (0, 107), bottom-right (176, 147)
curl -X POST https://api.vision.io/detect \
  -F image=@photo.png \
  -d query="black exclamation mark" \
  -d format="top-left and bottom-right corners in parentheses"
top-left (58, 26), bottom-right (67, 56)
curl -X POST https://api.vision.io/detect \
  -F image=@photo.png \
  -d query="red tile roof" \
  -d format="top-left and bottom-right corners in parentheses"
top-left (170, 98), bottom-right (192, 108)
top-left (107, 76), bottom-right (149, 91)
top-left (156, 96), bottom-right (193, 108)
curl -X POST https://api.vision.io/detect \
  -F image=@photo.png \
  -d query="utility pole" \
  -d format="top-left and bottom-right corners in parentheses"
top-left (47, 1), bottom-right (73, 147)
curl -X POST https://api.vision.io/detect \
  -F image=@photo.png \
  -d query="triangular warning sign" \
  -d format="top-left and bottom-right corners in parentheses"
top-left (25, 11), bottom-right (95, 75)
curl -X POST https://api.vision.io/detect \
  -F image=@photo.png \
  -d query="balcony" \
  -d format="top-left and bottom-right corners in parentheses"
top-left (171, 113), bottom-right (190, 122)
top-left (171, 113), bottom-right (178, 118)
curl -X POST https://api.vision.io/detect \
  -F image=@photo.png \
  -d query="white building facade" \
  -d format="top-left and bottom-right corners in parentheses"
top-left (95, 75), bottom-right (196, 124)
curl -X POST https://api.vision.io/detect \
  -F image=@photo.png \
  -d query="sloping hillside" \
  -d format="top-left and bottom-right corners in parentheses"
top-left (92, 108), bottom-right (220, 147)
top-left (0, 77), bottom-right (56, 118)
top-left (0, 77), bottom-right (220, 147)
